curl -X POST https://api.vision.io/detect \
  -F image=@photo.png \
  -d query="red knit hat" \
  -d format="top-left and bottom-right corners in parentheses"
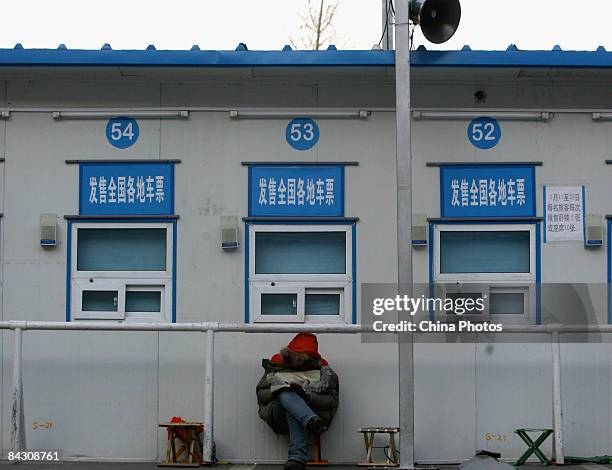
top-left (270, 333), bottom-right (328, 366)
top-left (287, 333), bottom-right (321, 359)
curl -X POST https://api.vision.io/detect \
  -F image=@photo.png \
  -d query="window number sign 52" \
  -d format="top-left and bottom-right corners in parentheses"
top-left (286, 118), bottom-right (319, 151)
top-left (106, 117), bottom-right (140, 149)
top-left (468, 117), bottom-right (501, 150)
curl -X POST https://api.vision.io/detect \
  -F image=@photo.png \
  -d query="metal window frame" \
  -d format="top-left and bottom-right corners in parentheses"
top-left (489, 285), bottom-right (534, 325)
top-left (248, 224), bottom-right (353, 324)
top-left (70, 221), bottom-right (174, 322)
top-left (433, 224), bottom-right (537, 282)
top-left (125, 283), bottom-right (170, 322)
top-left (433, 224), bottom-right (537, 325)
top-left (73, 279), bottom-right (126, 320)
top-left (305, 287), bottom-right (346, 323)
top-left (252, 283), bottom-right (305, 323)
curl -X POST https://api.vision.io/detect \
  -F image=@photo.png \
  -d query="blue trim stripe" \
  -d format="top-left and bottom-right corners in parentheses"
top-left (65, 221), bottom-right (72, 322)
top-left (582, 185), bottom-right (587, 245)
top-left (543, 185), bottom-right (547, 244)
top-left (172, 221), bottom-right (177, 323)
top-left (244, 222), bottom-right (250, 323)
top-left (536, 221), bottom-right (542, 325)
top-left (1, 48), bottom-right (612, 68)
top-left (608, 219), bottom-right (611, 324)
top-left (428, 223), bottom-right (435, 321)
top-left (352, 222), bottom-right (357, 324)
top-left (340, 166), bottom-right (346, 218)
top-left (171, 164), bottom-right (176, 215)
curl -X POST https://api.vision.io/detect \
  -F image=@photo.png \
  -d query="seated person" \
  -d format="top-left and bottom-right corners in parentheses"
top-left (256, 333), bottom-right (339, 470)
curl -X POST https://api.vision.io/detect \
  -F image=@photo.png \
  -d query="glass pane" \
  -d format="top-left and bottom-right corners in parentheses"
top-left (490, 293), bottom-right (525, 315)
top-left (306, 294), bottom-right (340, 316)
top-left (82, 290), bottom-right (118, 312)
top-left (261, 293), bottom-right (297, 316)
top-left (77, 228), bottom-right (167, 271)
top-left (255, 232), bottom-right (346, 274)
top-left (126, 291), bottom-right (161, 313)
top-left (440, 231), bottom-right (530, 274)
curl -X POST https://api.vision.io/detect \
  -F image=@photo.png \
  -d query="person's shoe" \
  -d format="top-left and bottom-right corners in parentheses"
top-left (306, 416), bottom-right (327, 435)
top-left (284, 459), bottom-right (305, 470)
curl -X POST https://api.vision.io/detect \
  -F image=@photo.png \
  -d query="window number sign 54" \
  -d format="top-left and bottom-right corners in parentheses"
top-left (286, 118), bottom-right (319, 151)
top-left (468, 117), bottom-right (501, 150)
top-left (106, 117), bottom-right (140, 149)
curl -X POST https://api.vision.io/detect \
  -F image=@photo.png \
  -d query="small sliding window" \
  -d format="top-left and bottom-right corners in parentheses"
top-left (249, 225), bottom-right (353, 324)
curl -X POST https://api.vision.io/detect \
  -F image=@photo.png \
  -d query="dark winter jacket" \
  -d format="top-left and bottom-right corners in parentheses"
top-left (256, 356), bottom-right (339, 435)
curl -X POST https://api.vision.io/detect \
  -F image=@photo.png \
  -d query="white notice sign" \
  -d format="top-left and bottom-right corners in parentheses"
top-left (544, 186), bottom-right (584, 242)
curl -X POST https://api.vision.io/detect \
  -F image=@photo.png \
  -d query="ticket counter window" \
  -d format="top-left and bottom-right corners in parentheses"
top-left (433, 224), bottom-right (536, 323)
top-left (249, 225), bottom-right (353, 323)
top-left (70, 222), bottom-right (173, 322)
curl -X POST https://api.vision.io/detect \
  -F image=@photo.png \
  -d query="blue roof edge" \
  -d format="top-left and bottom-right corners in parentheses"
top-left (0, 48), bottom-right (610, 68)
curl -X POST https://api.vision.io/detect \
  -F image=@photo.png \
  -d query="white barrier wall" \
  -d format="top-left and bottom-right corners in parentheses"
top-left (0, 67), bottom-right (611, 462)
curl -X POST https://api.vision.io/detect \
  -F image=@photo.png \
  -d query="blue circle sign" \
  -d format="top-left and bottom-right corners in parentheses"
top-left (285, 118), bottom-right (319, 151)
top-left (106, 117), bottom-right (139, 149)
top-left (467, 117), bottom-right (501, 150)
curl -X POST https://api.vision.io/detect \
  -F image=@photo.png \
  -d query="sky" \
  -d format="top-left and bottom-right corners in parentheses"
top-left (1, 0), bottom-right (611, 52)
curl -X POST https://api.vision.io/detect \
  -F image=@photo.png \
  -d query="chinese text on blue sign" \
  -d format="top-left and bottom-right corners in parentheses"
top-left (249, 165), bottom-right (344, 217)
top-left (440, 165), bottom-right (536, 218)
top-left (80, 162), bottom-right (174, 216)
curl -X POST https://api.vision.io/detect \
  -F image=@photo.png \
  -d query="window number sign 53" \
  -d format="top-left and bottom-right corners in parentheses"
top-left (286, 118), bottom-right (319, 151)
top-left (468, 117), bottom-right (501, 150)
top-left (106, 117), bottom-right (140, 149)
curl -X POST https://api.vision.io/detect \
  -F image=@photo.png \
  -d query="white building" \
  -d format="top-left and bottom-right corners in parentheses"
top-left (0, 43), bottom-right (611, 463)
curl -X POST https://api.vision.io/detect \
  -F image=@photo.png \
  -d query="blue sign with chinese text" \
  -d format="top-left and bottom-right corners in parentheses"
top-left (80, 162), bottom-right (174, 216)
top-left (440, 165), bottom-right (536, 218)
top-left (249, 165), bottom-right (344, 217)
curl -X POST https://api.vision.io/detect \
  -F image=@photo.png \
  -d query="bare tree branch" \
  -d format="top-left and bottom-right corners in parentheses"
top-left (290, 0), bottom-right (340, 50)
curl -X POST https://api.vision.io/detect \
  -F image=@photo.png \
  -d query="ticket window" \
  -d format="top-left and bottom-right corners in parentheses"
top-left (248, 224), bottom-right (354, 324)
top-left (433, 224), bottom-right (537, 324)
top-left (70, 222), bottom-right (173, 322)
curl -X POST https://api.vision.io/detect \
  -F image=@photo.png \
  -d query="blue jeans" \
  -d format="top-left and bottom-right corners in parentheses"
top-left (278, 391), bottom-right (318, 463)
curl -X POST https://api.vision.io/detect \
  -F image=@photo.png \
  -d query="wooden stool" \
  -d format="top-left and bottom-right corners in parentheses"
top-left (307, 433), bottom-right (329, 466)
top-left (158, 421), bottom-right (204, 467)
top-left (358, 427), bottom-right (399, 467)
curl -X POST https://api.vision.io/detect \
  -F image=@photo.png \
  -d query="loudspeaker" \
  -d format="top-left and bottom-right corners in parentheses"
top-left (412, 214), bottom-right (428, 246)
top-left (410, 0), bottom-right (461, 44)
top-left (40, 213), bottom-right (57, 247)
top-left (585, 214), bottom-right (603, 247)
top-left (220, 216), bottom-right (240, 250)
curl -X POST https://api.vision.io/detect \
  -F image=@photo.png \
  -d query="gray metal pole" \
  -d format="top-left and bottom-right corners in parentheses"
top-left (10, 327), bottom-right (25, 453)
top-left (395, 0), bottom-right (415, 468)
top-left (551, 331), bottom-right (565, 464)
top-left (203, 328), bottom-right (215, 463)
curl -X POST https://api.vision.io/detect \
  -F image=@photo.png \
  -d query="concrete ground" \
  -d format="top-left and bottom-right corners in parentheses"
top-left (0, 464), bottom-right (611, 470)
